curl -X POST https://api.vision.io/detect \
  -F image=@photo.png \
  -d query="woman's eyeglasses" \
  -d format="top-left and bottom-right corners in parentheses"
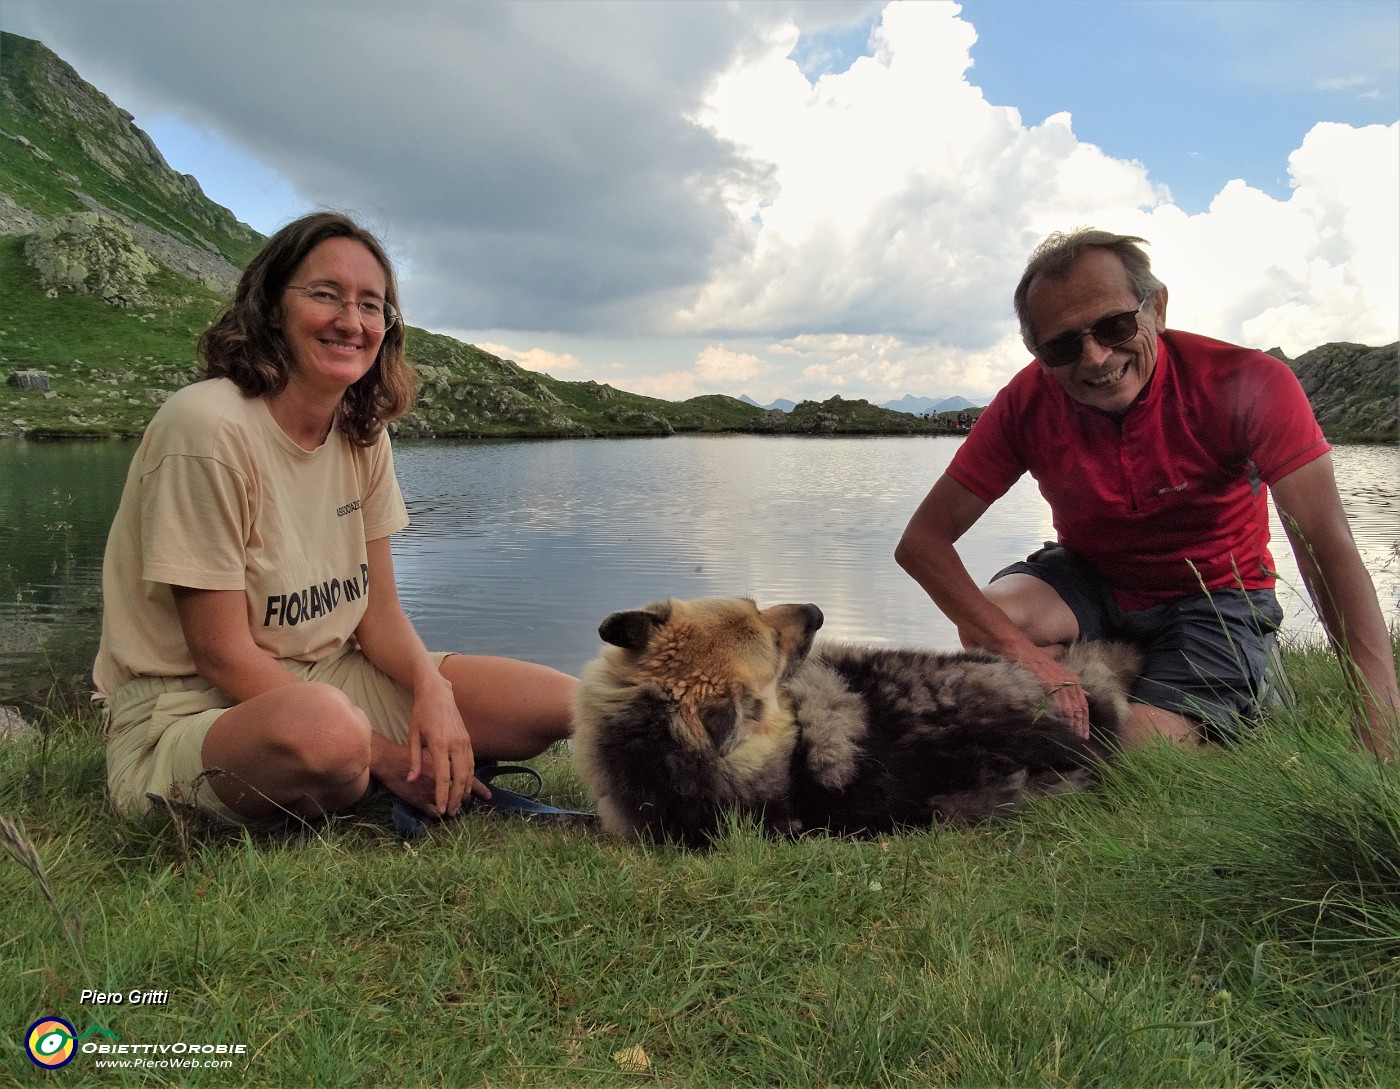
top-left (1033, 298), bottom-right (1149, 368)
top-left (284, 285), bottom-right (399, 331)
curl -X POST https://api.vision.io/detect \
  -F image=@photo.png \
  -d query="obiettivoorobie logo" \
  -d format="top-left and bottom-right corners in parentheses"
top-left (25, 1017), bottom-right (119, 1069)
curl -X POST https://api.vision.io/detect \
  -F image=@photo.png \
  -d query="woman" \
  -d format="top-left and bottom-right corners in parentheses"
top-left (95, 212), bottom-right (574, 826)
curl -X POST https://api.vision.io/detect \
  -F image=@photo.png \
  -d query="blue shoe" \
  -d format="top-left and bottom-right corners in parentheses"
top-left (390, 762), bottom-right (595, 841)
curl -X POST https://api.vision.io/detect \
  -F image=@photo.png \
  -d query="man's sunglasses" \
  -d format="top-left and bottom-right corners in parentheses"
top-left (1033, 298), bottom-right (1150, 368)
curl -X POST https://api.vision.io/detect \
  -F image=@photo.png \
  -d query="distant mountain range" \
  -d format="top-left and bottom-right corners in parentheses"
top-left (739, 394), bottom-right (797, 412)
top-left (741, 392), bottom-right (983, 415)
top-left (879, 394), bottom-right (983, 415)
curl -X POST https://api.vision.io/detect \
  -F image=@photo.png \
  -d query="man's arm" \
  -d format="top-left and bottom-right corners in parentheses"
top-left (895, 473), bottom-right (1093, 734)
top-left (1270, 453), bottom-right (1398, 761)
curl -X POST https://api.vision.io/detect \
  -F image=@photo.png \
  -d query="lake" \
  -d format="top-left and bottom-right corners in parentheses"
top-left (1, 434), bottom-right (1396, 712)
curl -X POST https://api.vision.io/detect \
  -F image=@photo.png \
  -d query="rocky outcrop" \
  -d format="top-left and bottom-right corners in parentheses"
top-left (0, 705), bottom-right (39, 743)
top-left (24, 211), bottom-right (159, 304)
top-left (759, 394), bottom-right (953, 435)
top-left (1282, 342), bottom-right (1398, 443)
top-left (0, 189), bottom-right (47, 236)
top-left (7, 369), bottom-right (51, 390)
top-left (75, 193), bottom-right (240, 293)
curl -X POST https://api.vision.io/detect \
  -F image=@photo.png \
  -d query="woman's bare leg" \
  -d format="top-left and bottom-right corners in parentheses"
top-left (199, 682), bottom-right (373, 821)
top-left (439, 655), bottom-right (576, 759)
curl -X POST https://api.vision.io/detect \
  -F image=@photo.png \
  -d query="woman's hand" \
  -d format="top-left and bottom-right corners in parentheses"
top-left (370, 720), bottom-right (490, 818)
top-left (404, 673), bottom-right (489, 816)
top-left (354, 536), bottom-right (493, 815)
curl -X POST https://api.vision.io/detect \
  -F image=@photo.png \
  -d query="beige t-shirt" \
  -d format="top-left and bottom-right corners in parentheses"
top-left (93, 378), bottom-right (409, 696)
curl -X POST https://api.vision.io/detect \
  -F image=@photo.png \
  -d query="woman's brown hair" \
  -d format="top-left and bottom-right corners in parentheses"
top-left (198, 211), bottom-right (416, 445)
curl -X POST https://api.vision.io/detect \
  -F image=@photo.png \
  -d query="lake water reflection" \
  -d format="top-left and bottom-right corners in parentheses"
top-left (392, 435), bottom-right (1400, 674)
top-left (1, 434), bottom-right (1396, 710)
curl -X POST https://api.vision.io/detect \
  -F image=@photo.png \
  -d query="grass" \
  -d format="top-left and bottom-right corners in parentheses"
top-left (0, 235), bottom-right (220, 436)
top-left (2, 642), bottom-right (1398, 1087)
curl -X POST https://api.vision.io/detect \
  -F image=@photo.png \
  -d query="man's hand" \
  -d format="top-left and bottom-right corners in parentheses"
top-left (1019, 652), bottom-right (1091, 738)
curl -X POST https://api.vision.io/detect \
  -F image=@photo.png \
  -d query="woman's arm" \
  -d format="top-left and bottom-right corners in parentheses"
top-left (173, 586), bottom-right (300, 700)
top-left (353, 535), bottom-right (480, 815)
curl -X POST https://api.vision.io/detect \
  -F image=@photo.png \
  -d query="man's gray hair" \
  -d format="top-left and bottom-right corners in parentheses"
top-left (1013, 228), bottom-right (1166, 348)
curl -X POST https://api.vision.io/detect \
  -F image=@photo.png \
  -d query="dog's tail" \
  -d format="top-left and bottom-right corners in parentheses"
top-left (1066, 640), bottom-right (1143, 692)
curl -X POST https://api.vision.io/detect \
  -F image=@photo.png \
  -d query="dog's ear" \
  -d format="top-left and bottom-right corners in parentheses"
top-left (599, 602), bottom-right (671, 650)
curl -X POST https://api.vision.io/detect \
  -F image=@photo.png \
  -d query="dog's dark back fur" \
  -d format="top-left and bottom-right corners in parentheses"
top-left (572, 597), bottom-right (1139, 847)
top-left (786, 643), bottom-right (1126, 835)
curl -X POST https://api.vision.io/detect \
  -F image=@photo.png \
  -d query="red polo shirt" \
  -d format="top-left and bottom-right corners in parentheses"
top-left (947, 330), bottom-right (1330, 611)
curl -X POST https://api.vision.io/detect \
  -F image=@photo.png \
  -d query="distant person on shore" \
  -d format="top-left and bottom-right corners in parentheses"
top-left (897, 228), bottom-right (1397, 762)
top-left (95, 211), bottom-right (575, 825)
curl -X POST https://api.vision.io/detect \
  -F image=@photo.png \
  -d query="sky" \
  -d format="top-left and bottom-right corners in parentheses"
top-left (3, 0), bottom-right (1397, 406)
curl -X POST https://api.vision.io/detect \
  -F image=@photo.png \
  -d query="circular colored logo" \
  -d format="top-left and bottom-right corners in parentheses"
top-left (26, 1017), bottom-right (77, 1069)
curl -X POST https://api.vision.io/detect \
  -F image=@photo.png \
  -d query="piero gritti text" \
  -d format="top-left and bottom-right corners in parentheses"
top-left (80, 989), bottom-right (170, 1006)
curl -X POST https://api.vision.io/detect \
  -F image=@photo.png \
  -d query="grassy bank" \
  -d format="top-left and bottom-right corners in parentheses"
top-left (3, 642), bottom-right (1398, 1087)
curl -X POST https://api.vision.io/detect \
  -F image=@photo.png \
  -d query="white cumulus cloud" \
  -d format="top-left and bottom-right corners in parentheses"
top-left (695, 344), bottom-right (772, 384)
top-left (474, 342), bottom-right (584, 374)
top-left (1122, 121), bottom-right (1400, 355)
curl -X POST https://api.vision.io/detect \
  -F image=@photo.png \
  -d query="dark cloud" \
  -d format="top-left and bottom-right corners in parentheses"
top-left (3, 0), bottom-right (871, 331)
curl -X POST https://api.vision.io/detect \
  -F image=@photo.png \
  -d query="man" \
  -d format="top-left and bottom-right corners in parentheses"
top-left (896, 228), bottom-right (1397, 761)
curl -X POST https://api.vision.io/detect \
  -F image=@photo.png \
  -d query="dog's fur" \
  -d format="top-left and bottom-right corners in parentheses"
top-left (571, 597), bottom-right (1141, 847)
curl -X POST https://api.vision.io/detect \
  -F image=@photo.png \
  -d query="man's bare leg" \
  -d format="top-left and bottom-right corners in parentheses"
top-left (1122, 703), bottom-right (1207, 750)
top-left (982, 573), bottom-right (1080, 656)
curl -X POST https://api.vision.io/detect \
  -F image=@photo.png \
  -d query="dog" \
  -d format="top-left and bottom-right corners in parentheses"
top-left (571, 597), bottom-right (1140, 847)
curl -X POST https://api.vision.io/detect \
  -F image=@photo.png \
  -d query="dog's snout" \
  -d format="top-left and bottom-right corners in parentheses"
top-left (803, 604), bottom-right (824, 633)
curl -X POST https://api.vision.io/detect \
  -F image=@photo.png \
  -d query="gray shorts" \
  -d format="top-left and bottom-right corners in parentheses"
top-left (993, 544), bottom-right (1285, 738)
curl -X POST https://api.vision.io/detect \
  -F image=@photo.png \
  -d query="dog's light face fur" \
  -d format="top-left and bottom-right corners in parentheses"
top-left (573, 597), bottom-right (823, 839)
top-left (598, 596), bottom-right (822, 749)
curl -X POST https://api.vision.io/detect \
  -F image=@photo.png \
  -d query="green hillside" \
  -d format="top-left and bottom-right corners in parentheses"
top-left (0, 32), bottom-right (259, 271)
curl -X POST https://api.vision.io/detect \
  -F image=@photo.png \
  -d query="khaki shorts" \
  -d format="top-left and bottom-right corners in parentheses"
top-left (104, 645), bottom-right (451, 824)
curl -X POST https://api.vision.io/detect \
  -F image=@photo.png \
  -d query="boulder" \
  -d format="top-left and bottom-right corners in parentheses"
top-left (6, 370), bottom-right (51, 390)
top-left (0, 706), bottom-right (39, 743)
top-left (23, 211), bottom-right (160, 305)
